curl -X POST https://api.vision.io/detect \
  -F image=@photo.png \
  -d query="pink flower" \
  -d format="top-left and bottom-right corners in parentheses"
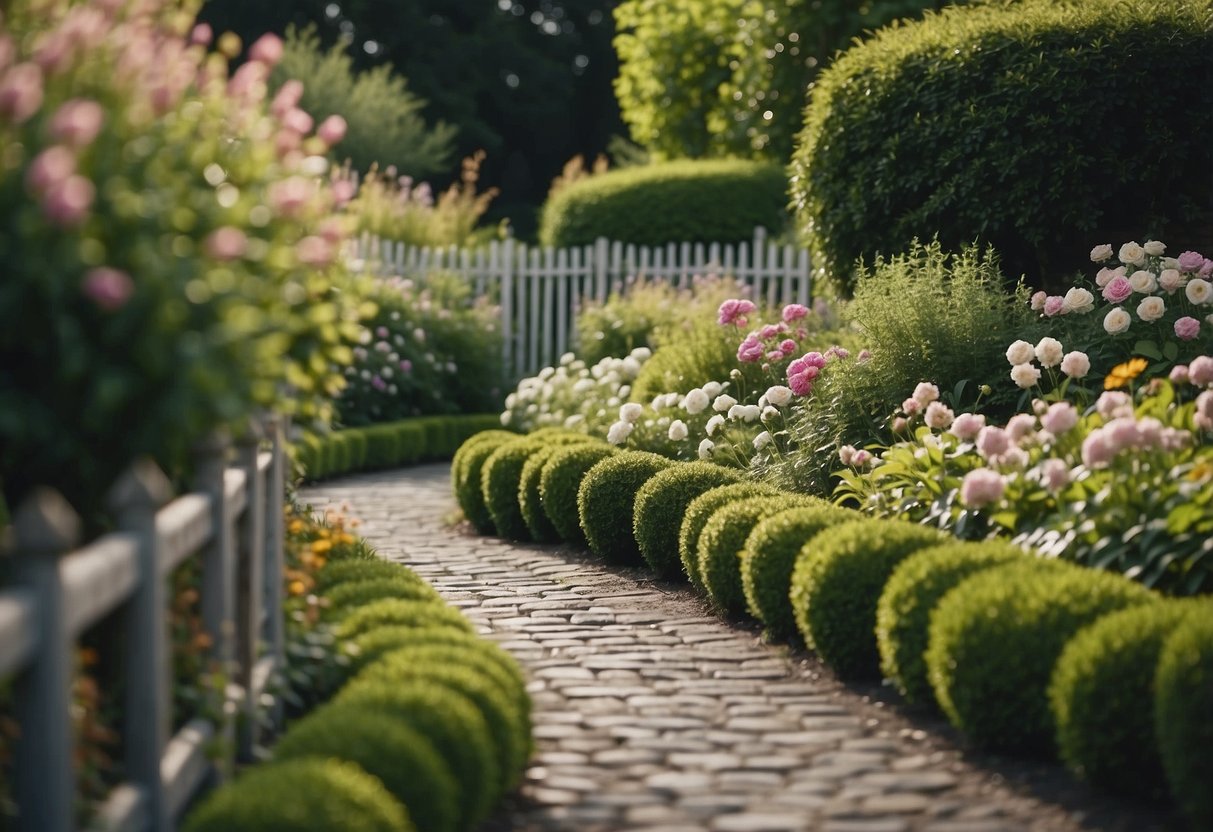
top-left (1006, 414), bottom-right (1037, 442)
top-left (1081, 431), bottom-right (1115, 469)
top-left (737, 334), bottom-right (764, 363)
top-left (25, 145), bottom-right (75, 195)
top-left (901, 397), bottom-right (921, 416)
top-left (825, 345), bottom-right (850, 360)
top-left (765, 350), bottom-right (784, 361)
top-left (317, 216), bottom-right (348, 244)
top-left (759, 323), bottom-right (782, 340)
top-left (82, 267), bottom-right (133, 311)
top-left (1060, 351), bottom-right (1090, 379)
top-left (228, 60), bottom-right (268, 99)
top-left (296, 235), bottom-right (335, 267)
top-left (1030, 290), bottom-right (1047, 312)
top-left (1170, 365), bottom-right (1190, 385)
top-left (1043, 295), bottom-right (1065, 317)
top-left (1041, 402), bottom-right (1078, 435)
top-left (949, 412), bottom-right (986, 441)
top-left (205, 227), bottom-right (248, 261)
top-left (1189, 355), bottom-right (1213, 387)
top-left (891, 417), bottom-right (908, 434)
top-left (1101, 276), bottom-right (1133, 304)
top-left (838, 445), bottom-right (856, 465)
top-left (1178, 251), bottom-right (1205, 273)
top-left (317, 114), bottom-right (347, 146)
top-left (1200, 259), bottom-right (1213, 278)
top-left (42, 175), bottom-right (94, 226)
top-left (786, 355), bottom-right (822, 396)
top-left (778, 339), bottom-right (797, 356)
top-left (1096, 391), bottom-right (1133, 419)
top-left (1095, 266), bottom-right (1125, 287)
top-left (960, 468), bottom-right (1005, 508)
top-left (924, 401), bottom-right (954, 430)
top-left (1175, 316), bottom-right (1201, 341)
top-left (282, 107), bottom-right (314, 135)
top-left (249, 33), bottom-right (284, 66)
top-left (1040, 459), bottom-right (1070, 493)
top-left (912, 382), bottom-right (940, 406)
top-left (718, 298), bottom-right (756, 327)
top-left (857, 349), bottom-right (872, 363)
top-left (332, 178), bottom-right (356, 206)
top-left (976, 426), bottom-right (1011, 460)
top-left (268, 176), bottom-right (313, 218)
top-left (190, 23), bottom-right (214, 46)
top-left (271, 80), bottom-right (304, 118)
top-left (49, 99), bottom-right (104, 147)
top-left (781, 303), bottom-right (809, 322)
top-left (0, 63), bottom-right (44, 124)
top-left (1195, 391), bottom-right (1213, 431)
top-left (399, 359), bottom-right (413, 373)
top-left (851, 449), bottom-right (873, 467)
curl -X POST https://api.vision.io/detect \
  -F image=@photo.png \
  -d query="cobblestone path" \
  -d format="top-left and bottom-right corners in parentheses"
top-left (301, 465), bottom-right (1174, 832)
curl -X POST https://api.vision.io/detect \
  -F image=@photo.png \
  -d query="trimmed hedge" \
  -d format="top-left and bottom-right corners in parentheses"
top-left (538, 444), bottom-right (619, 544)
top-left (334, 598), bottom-right (475, 640)
top-left (539, 159), bottom-right (789, 248)
top-left (315, 558), bottom-right (424, 592)
top-left (322, 577), bottom-right (442, 620)
top-left (679, 483), bottom-right (780, 592)
top-left (927, 560), bottom-right (1156, 755)
top-left (298, 415), bottom-right (503, 481)
top-left (1049, 600), bottom-right (1211, 800)
top-left (519, 442), bottom-right (604, 543)
top-left (273, 703), bottom-right (459, 832)
top-left (633, 462), bottom-right (744, 580)
top-left (577, 451), bottom-right (674, 564)
top-left (790, 519), bottom-right (946, 679)
top-left (451, 429), bottom-right (517, 492)
top-left (453, 432), bottom-right (520, 534)
top-left (1155, 611), bottom-right (1213, 829)
top-left (374, 643), bottom-right (530, 722)
top-left (876, 540), bottom-right (1027, 706)
top-left (699, 494), bottom-right (816, 616)
top-left (481, 433), bottom-right (593, 542)
top-left (792, 0), bottom-right (1213, 293)
top-left (741, 505), bottom-right (853, 641)
top-left (184, 758), bottom-right (412, 832)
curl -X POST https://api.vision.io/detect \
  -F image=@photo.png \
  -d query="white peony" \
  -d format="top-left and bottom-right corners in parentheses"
top-left (1089, 243), bottom-right (1113, 262)
top-left (762, 405), bottom-right (780, 422)
top-left (1034, 337), bottom-right (1064, 368)
top-left (1186, 278), bottom-right (1212, 305)
top-left (1136, 295), bottom-right (1166, 323)
top-left (1144, 240), bottom-right (1166, 257)
top-left (706, 414), bottom-right (725, 436)
top-left (764, 385), bottom-right (794, 406)
top-left (1060, 351), bottom-right (1091, 379)
top-left (740, 404), bottom-right (761, 422)
top-left (727, 404), bottom-right (745, 421)
top-left (712, 394), bottom-right (738, 412)
top-left (606, 420), bottom-right (634, 445)
top-left (698, 438), bottom-right (715, 459)
top-left (752, 431), bottom-right (773, 450)
top-left (1011, 363), bottom-right (1042, 389)
top-left (1005, 340), bottom-right (1035, 366)
top-left (1129, 270), bottom-right (1158, 294)
top-left (1062, 287), bottom-right (1095, 314)
top-left (682, 388), bottom-right (710, 414)
top-left (702, 381), bottom-right (724, 398)
top-left (1103, 307), bottom-right (1132, 334)
top-left (1119, 241), bottom-right (1147, 266)
top-left (668, 420), bottom-right (689, 441)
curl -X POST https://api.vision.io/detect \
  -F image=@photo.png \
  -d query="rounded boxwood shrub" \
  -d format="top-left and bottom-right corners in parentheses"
top-left (634, 462), bottom-right (744, 580)
top-left (337, 681), bottom-right (501, 828)
top-left (453, 432), bottom-right (518, 534)
top-left (927, 560), bottom-right (1156, 755)
top-left (577, 451), bottom-right (674, 564)
top-left (538, 159), bottom-right (788, 248)
top-left (679, 482), bottom-right (780, 591)
top-left (699, 494), bottom-right (816, 616)
top-left (322, 577), bottom-right (441, 620)
top-left (334, 598), bottom-right (473, 640)
top-left (792, 0), bottom-right (1213, 294)
top-left (1049, 599), bottom-right (1209, 800)
top-left (273, 703), bottom-right (459, 832)
top-left (184, 758), bottom-right (412, 832)
top-left (519, 440), bottom-right (600, 543)
top-left (538, 444), bottom-right (618, 544)
top-left (481, 432), bottom-right (591, 541)
top-left (876, 539), bottom-right (1027, 706)
top-left (374, 643), bottom-right (530, 722)
top-left (1155, 610), bottom-right (1213, 828)
top-left (741, 505), bottom-right (853, 641)
top-left (315, 559), bottom-right (421, 592)
top-left (451, 430), bottom-right (516, 491)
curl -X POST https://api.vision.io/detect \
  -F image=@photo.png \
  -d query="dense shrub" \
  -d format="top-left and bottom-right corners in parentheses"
top-left (791, 0), bottom-right (1213, 292)
top-left (741, 505), bottom-right (853, 641)
top-left (1049, 600), bottom-right (1211, 800)
top-left (1155, 612), bottom-right (1213, 829)
top-left (679, 483), bottom-right (780, 591)
top-left (273, 703), bottom-right (459, 832)
top-left (876, 540), bottom-right (1027, 705)
top-left (789, 519), bottom-right (945, 678)
top-left (927, 560), bottom-right (1156, 755)
top-left (481, 434), bottom-right (593, 541)
top-left (453, 433), bottom-right (520, 534)
top-left (334, 599), bottom-right (474, 640)
top-left (538, 160), bottom-right (788, 248)
top-left (184, 758), bottom-right (411, 832)
top-left (577, 452), bottom-right (674, 563)
top-left (633, 462), bottom-right (744, 579)
top-left (630, 319), bottom-right (754, 404)
top-left (315, 559), bottom-right (424, 592)
top-left (538, 444), bottom-right (620, 544)
top-left (322, 577), bottom-right (441, 619)
top-left (518, 445), bottom-right (569, 542)
top-left (299, 415), bottom-right (503, 481)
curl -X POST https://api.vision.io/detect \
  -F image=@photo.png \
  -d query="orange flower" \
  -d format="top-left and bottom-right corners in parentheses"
top-left (1104, 357), bottom-right (1148, 390)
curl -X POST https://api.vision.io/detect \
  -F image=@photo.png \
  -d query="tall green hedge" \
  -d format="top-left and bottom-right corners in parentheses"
top-left (792, 0), bottom-right (1213, 293)
top-left (538, 160), bottom-right (788, 248)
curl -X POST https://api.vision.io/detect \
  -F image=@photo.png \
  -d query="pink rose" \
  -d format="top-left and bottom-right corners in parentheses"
top-left (1095, 266), bottom-right (1125, 288)
top-left (317, 114), bottom-right (347, 146)
top-left (1041, 402), bottom-right (1079, 435)
top-left (778, 339), bottom-right (797, 356)
top-left (1101, 276), bottom-right (1133, 304)
top-left (1043, 295), bottom-right (1065, 317)
top-left (1175, 316), bottom-right (1201, 341)
top-left (1189, 355), bottom-right (1213, 387)
top-left (205, 226), bottom-right (248, 261)
top-left (949, 412), bottom-right (986, 441)
top-left (960, 468), bottom-right (1005, 508)
top-left (737, 334), bottom-right (764, 363)
top-left (82, 267), bottom-right (133, 311)
top-left (1177, 251), bottom-right (1205, 273)
top-left (249, 33), bottom-right (284, 66)
top-left (49, 99), bottom-right (104, 147)
top-left (1201, 259), bottom-right (1213, 277)
top-left (781, 303), bottom-right (809, 322)
top-left (25, 145), bottom-right (75, 195)
top-left (42, 174), bottom-right (94, 226)
top-left (1030, 290), bottom-right (1047, 312)
top-left (0, 62), bottom-right (44, 124)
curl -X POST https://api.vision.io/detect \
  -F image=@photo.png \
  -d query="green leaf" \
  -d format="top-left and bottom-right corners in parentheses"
top-left (1162, 341), bottom-right (1179, 361)
top-left (1133, 339), bottom-right (1163, 360)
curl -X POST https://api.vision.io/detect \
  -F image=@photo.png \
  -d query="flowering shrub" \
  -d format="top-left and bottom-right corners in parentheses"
top-left (500, 349), bottom-right (652, 434)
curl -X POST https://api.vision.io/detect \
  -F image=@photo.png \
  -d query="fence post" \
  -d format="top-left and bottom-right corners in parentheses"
top-left (235, 422), bottom-right (266, 760)
top-left (501, 237), bottom-right (515, 383)
top-left (10, 489), bottom-right (79, 832)
top-left (263, 414), bottom-right (286, 730)
top-left (110, 460), bottom-right (174, 832)
top-left (593, 237), bottom-right (608, 304)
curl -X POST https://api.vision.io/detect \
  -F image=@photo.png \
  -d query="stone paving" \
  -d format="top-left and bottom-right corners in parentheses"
top-left (300, 465), bottom-right (1176, 832)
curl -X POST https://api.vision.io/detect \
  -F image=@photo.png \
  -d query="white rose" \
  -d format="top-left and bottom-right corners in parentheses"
top-left (1119, 241), bottom-right (1146, 266)
top-left (762, 405), bottom-right (780, 422)
top-left (1186, 278), bottom-right (1212, 305)
top-left (697, 438), bottom-right (715, 459)
top-left (1060, 351), bottom-right (1090, 379)
top-left (1034, 337), bottom-right (1064, 368)
top-left (1011, 363), bottom-right (1042, 389)
top-left (1136, 295), bottom-right (1166, 323)
top-left (706, 414), bottom-right (725, 436)
top-left (1005, 340), bottom-right (1035, 366)
top-left (1144, 240), bottom-right (1166, 257)
top-left (752, 431), bottom-right (773, 450)
top-left (1103, 307), bottom-right (1132, 334)
top-left (1129, 270), bottom-right (1157, 294)
top-left (1062, 287), bottom-right (1095, 314)
top-left (764, 385), bottom-right (793, 407)
top-left (740, 404), bottom-right (762, 422)
top-left (668, 420), bottom-right (689, 441)
top-left (1096, 265), bottom-right (1126, 287)
top-left (682, 388), bottom-right (709, 414)
top-left (606, 420), bottom-right (633, 445)
top-left (713, 394), bottom-right (738, 412)
top-left (1161, 257), bottom-right (1181, 271)
top-left (1158, 269), bottom-right (1185, 294)
top-left (702, 381), bottom-right (724, 398)
top-left (1089, 243), bottom-right (1113, 262)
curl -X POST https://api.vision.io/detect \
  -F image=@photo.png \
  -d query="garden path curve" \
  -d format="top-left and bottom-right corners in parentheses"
top-left (300, 464), bottom-right (1174, 832)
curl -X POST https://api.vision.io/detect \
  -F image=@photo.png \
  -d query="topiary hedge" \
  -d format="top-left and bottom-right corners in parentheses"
top-left (679, 482), bottom-right (780, 591)
top-left (1155, 611), bottom-right (1213, 829)
top-left (315, 559), bottom-right (425, 593)
top-left (790, 519), bottom-right (946, 679)
top-left (1049, 600), bottom-right (1211, 801)
top-left (538, 159), bottom-right (789, 248)
top-left (741, 504), bottom-right (853, 641)
top-left (538, 444), bottom-right (619, 544)
top-left (184, 758), bottom-right (413, 832)
top-left (453, 432), bottom-right (520, 534)
top-left (633, 462), bottom-right (744, 580)
top-left (322, 577), bottom-right (442, 620)
top-left (791, 0), bottom-right (1213, 293)
top-left (298, 415), bottom-right (503, 481)
top-left (481, 433), bottom-right (593, 542)
top-left (518, 444), bottom-right (571, 543)
top-left (577, 451), bottom-right (674, 564)
top-left (334, 598), bottom-right (475, 640)
top-left (926, 560), bottom-right (1156, 755)
top-left (876, 539), bottom-right (1027, 706)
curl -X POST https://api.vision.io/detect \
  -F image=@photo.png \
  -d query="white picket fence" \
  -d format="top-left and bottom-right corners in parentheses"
top-left (349, 229), bottom-right (813, 379)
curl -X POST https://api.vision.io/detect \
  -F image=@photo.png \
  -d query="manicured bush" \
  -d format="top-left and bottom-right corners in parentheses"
top-left (518, 445), bottom-right (568, 543)
top-left (741, 505), bottom-right (853, 641)
top-left (322, 577), bottom-right (442, 620)
top-left (538, 159), bottom-right (788, 248)
top-left (633, 462), bottom-right (744, 580)
top-left (1049, 600), bottom-right (1210, 800)
top-left (1155, 611), bottom-right (1213, 828)
top-left (300, 416), bottom-right (505, 482)
top-left (452, 430), bottom-right (517, 489)
top-left (679, 483), bottom-right (780, 591)
top-left (876, 540), bottom-right (1027, 706)
top-left (577, 451), bottom-right (674, 564)
top-left (538, 444), bottom-right (619, 544)
top-left (453, 433), bottom-right (519, 534)
top-left (336, 681), bottom-right (501, 828)
top-left (315, 559), bottom-right (423, 592)
top-left (334, 599), bottom-right (474, 640)
top-left (481, 433), bottom-right (593, 542)
top-left (184, 758), bottom-right (412, 832)
top-left (792, 0), bottom-right (1213, 292)
top-left (273, 703), bottom-right (459, 832)
top-left (927, 560), bottom-right (1156, 755)
top-left (699, 495), bottom-right (817, 616)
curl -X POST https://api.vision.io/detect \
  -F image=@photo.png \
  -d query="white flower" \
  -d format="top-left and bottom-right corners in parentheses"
top-left (838, 445), bottom-right (856, 465)
top-left (912, 382), bottom-right (940, 405)
top-left (924, 401), bottom-right (955, 430)
top-left (727, 404), bottom-right (745, 421)
top-left (706, 414), bottom-right (725, 436)
top-left (619, 402), bottom-right (643, 423)
top-left (1136, 296), bottom-right (1166, 322)
top-left (1034, 337), bottom-right (1064, 368)
top-left (1005, 340), bottom-right (1035, 366)
top-left (1062, 287), bottom-right (1095, 314)
top-left (573, 379), bottom-right (594, 394)
top-left (1144, 240), bottom-right (1166, 257)
top-left (713, 394), bottom-right (738, 412)
top-left (698, 438), bottom-right (715, 459)
top-left (1089, 243), bottom-right (1113, 262)
top-left (764, 385), bottom-right (793, 406)
top-left (1119, 241), bottom-right (1146, 266)
top-left (1060, 351), bottom-right (1091, 379)
top-left (668, 420), bottom-right (689, 441)
top-left (762, 405), bottom-right (780, 422)
top-left (1103, 307), bottom-right (1132, 334)
top-left (606, 420), bottom-right (634, 445)
top-left (682, 388), bottom-right (710, 414)
top-left (1011, 363), bottom-right (1042, 389)
top-left (702, 381), bottom-right (724, 398)
top-left (500, 411), bottom-right (512, 425)
top-left (1186, 278), bottom-right (1212, 305)
top-left (1158, 269), bottom-right (1186, 294)
top-left (560, 352), bottom-right (576, 365)
top-left (651, 395), bottom-right (667, 412)
top-left (664, 392), bottom-right (682, 408)
top-left (740, 405), bottom-right (762, 422)
top-left (752, 431), bottom-right (773, 450)
top-left (621, 356), bottom-right (642, 377)
top-left (1129, 270), bottom-right (1157, 294)
top-left (630, 346), bottom-right (652, 362)
top-left (564, 414), bottom-right (584, 428)
top-left (539, 366), bottom-right (555, 380)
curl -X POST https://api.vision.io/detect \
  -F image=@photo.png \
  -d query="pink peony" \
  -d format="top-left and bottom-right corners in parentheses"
top-left (1030, 290), bottom-right (1047, 312)
top-left (737, 334), bottom-right (765, 363)
top-left (1043, 295), bottom-right (1065, 317)
top-left (0, 62), bottom-right (44, 124)
top-left (1105, 417), bottom-right (1140, 453)
top-left (82, 267), bottom-right (133, 311)
top-left (1200, 259), bottom-right (1213, 278)
top-left (838, 445), bottom-right (856, 465)
top-left (49, 99), bottom-right (104, 147)
top-left (912, 382), bottom-right (940, 406)
top-left (1040, 459), bottom-right (1070, 493)
top-left (1188, 355), bottom-right (1213, 387)
top-left (1102, 276), bottom-right (1133, 304)
top-left (759, 323), bottom-right (783, 341)
top-left (205, 227), bottom-right (248, 261)
top-left (779, 338), bottom-right (797, 356)
top-left (924, 401), bottom-right (954, 430)
top-left (249, 33), bottom-right (284, 66)
top-left (852, 449), bottom-right (873, 467)
top-left (949, 412), bottom-right (986, 441)
top-left (901, 398), bottom-right (921, 416)
top-left (1059, 351), bottom-right (1090, 379)
top-left (316, 115), bottom-right (348, 146)
top-left (25, 145), bottom-right (75, 195)
top-left (42, 174), bottom-right (94, 226)
top-left (1196, 390), bottom-right (1213, 426)
top-left (782, 303), bottom-right (809, 322)
top-left (296, 235), bottom-right (335, 267)
top-left (976, 426), bottom-right (1011, 460)
top-left (1175, 316), bottom-right (1201, 341)
top-left (1096, 391), bottom-right (1133, 419)
top-left (1178, 251), bottom-right (1205, 273)
top-left (1041, 402), bottom-right (1079, 435)
top-left (1081, 431), bottom-right (1116, 469)
top-left (718, 298), bottom-right (756, 327)
top-left (891, 416), bottom-right (908, 434)
top-left (1169, 365), bottom-right (1190, 385)
top-left (960, 468), bottom-right (1005, 508)
top-left (1006, 414), bottom-right (1037, 442)
top-left (787, 355), bottom-right (822, 396)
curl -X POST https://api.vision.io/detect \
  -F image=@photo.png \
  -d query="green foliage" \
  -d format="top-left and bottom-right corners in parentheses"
top-left (876, 540), bottom-right (1026, 705)
top-left (634, 462), bottom-right (744, 579)
top-left (315, 559), bottom-right (423, 592)
top-left (539, 444), bottom-right (619, 544)
top-left (481, 434), bottom-right (592, 542)
top-left (577, 451), bottom-right (674, 563)
top-left (372, 643), bottom-right (530, 725)
top-left (926, 560), bottom-right (1156, 755)
top-left (538, 159), bottom-right (788, 248)
top-left (1049, 600), bottom-right (1212, 800)
top-left (679, 483), bottom-right (780, 591)
top-left (183, 758), bottom-right (412, 832)
top-left (631, 319), bottom-right (749, 405)
top-left (334, 599), bottom-right (474, 640)
top-left (519, 441), bottom-right (602, 542)
top-left (792, 0), bottom-right (1213, 290)
top-left (273, 703), bottom-right (458, 832)
top-left (322, 578), bottom-right (441, 620)
top-left (453, 433), bottom-right (519, 534)
top-left (1155, 612), bottom-right (1213, 829)
top-left (789, 519), bottom-right (945, 677)
top-left (741, 505), bottom-right (853, 641)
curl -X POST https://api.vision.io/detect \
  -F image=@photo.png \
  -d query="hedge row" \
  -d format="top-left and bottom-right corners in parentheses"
top-left (455, 433), bottom-right (1213, 826)
top-left (187, 532), bottom-right (531, 832)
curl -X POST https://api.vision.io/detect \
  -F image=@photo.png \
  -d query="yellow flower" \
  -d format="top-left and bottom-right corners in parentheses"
top-left (311, 539), bottom-right (333, 555)
top-left (288, 519), bottom-right (306, 534)
top-left (336, 532), bottom-right (356, 545)
top-left (288, 579), bottom-right (307, 596)
top-left (1104, 357), bottom-right (1148, 390)
top-left (1189, 461), bottom-right (1213, 483)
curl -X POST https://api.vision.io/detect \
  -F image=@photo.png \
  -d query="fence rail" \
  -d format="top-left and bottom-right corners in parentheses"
top-left (350, 229), bottom-right (813, 379)
top-left (0, 418), bottom-right (287, 832)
